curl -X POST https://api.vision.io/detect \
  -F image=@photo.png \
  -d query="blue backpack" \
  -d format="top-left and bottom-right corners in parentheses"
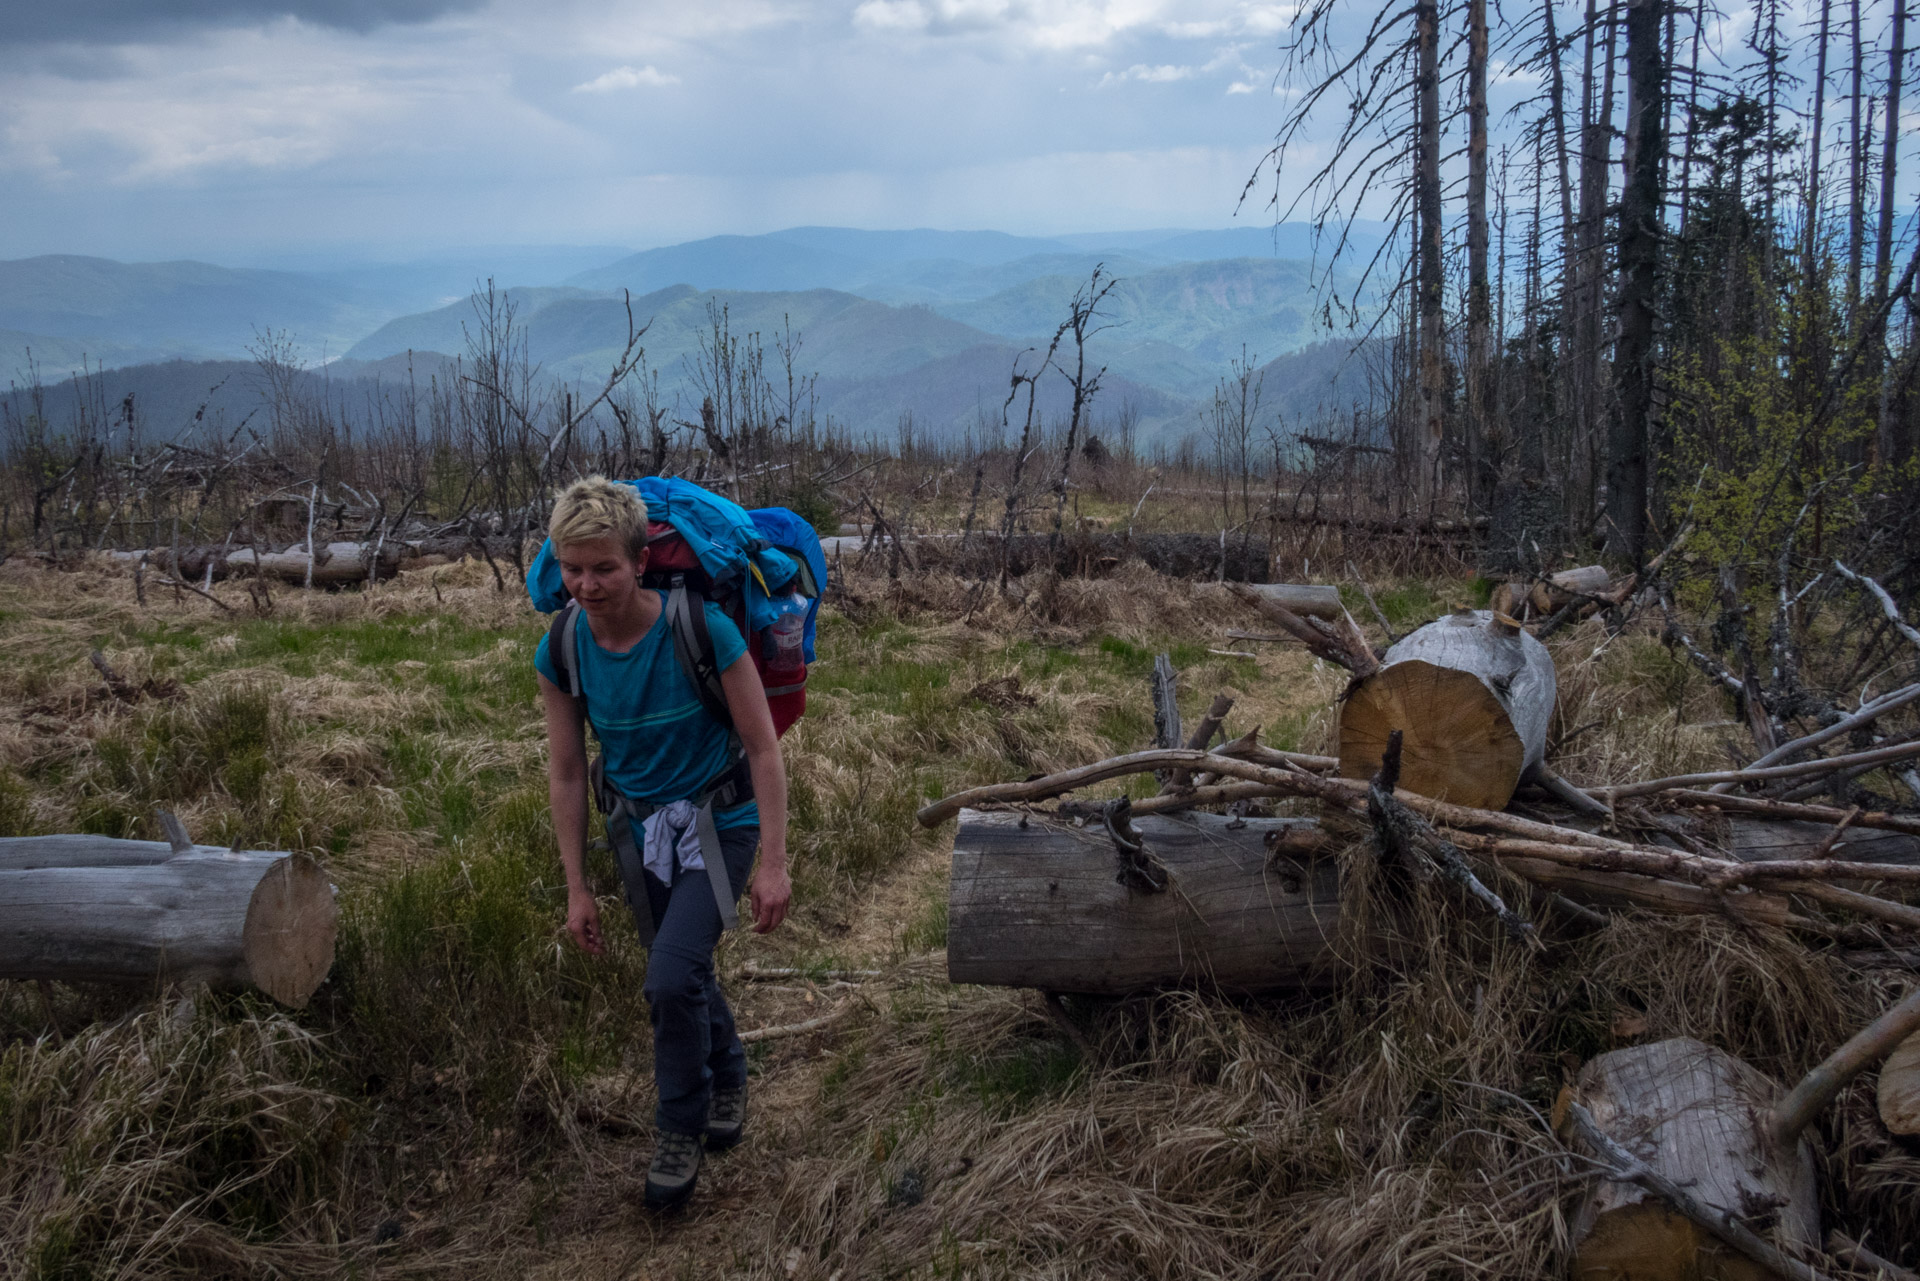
top-left (528, 478), bottom-right (826, 736)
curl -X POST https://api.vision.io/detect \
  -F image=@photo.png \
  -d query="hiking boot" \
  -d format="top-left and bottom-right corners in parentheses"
top-left (706, 1080), bottom-right (747, 1151)
top-left (644, 1129), bottom-right (704, 1211)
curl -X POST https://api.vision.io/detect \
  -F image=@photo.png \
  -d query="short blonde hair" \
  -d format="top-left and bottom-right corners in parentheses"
top-left (549, 476), bottom-right (649, 561)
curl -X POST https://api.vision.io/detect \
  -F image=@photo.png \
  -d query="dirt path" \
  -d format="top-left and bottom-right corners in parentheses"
top-left (515, 834), bottom-right (959, 1280)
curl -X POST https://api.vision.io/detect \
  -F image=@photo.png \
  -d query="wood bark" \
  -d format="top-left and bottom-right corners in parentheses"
top-left (946, 809), bottom-right (1343, 995)
top-left (1724, 816), bottom-right (1920, 868)
top-left (0, 837), bottom-right (337, 1008)
top-left (1848, 0), bottom-right (1866, 309)
top-left (1877, 0), bottom-right (1908, 463)
top-left (1240, 583), bottom-right (1344, 618)
top-left (1527, 563), bottom-right (1614, 611)
top-left (1806, 0), bottom-right (1831, 305)
top-left (1416, 0), bottom-right (1447, 513)
top-left (1570, 1037), bottom-right (1820, 1281)
top-left (1604, 0), bottom-right (1665, 567)
top-left (1466, 0), bottom-right (1493, 509)
top-left (1339, 610), bottom-right (1557, 809)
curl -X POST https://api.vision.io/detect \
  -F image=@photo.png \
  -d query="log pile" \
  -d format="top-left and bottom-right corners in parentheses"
top-left (920, 576), bottom-right (1920, 1280)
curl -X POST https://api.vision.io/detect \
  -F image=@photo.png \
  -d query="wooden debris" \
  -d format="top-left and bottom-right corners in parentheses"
top-left (1771, 985), bottom-right (1920, 1147)
top-left (1367, 730), bottom-right (1541, 948)
top-left (1239, 583), bottom-right (1343, 618)
top-left (1339, 609), bottom-right (1556, 810)
top-left (1566, 1043), bottom-right (1826, 1281)
top-left (946, 808), bottom-right (1341, 995)
top-left (0, 833), bottom-right (338, 1008)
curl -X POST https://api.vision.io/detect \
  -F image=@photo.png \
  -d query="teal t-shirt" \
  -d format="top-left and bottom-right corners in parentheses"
top-left (535, 593), bottom-right (758, 829)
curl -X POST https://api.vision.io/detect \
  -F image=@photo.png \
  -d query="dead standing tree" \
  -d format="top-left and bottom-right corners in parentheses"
top-left (1250, 0), bottom-right (1454, 522)
top-left (1044, 267), bottom-right (1118, 567)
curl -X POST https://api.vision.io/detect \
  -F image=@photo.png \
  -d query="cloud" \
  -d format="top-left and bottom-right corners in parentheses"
top-left (0, 0), bottom-right (486, 44)
top-left (572, 64), bottom-right (680, 92)
top-left (1098, 62), bottom-right (1196, 86)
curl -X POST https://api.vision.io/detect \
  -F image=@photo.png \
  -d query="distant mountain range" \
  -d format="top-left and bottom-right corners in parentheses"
top-left (1, 224), bottom-right (1389, 447)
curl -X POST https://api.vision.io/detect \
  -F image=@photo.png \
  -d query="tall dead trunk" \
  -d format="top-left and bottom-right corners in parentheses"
top-left (1806, 0), bottom-right (1832, 302)
top-left (1877, 0), bottom-right (1907, 463)
top-left (1467, 0), bottom-right (1493, 510)
top-left (1677, 4), bottom-right (1702, 234)
top-left (1848, 0), bottom-right (1866, 311)
top-left (1416, 0), bottom-right (1447, 516)
top-left (1544, 0), bottom-right (1581, 495)
top-left (1605, 0), bottom-right (1665, 567)
top-left (1574, 0), bottom-right (1619, 525)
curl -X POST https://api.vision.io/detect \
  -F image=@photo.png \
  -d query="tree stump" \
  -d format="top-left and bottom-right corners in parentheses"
top-left (0, 837), bottom-right (338, 1008)
top-left (1338, 609), bottom-right (1556, 809)
top-left (946, 809), bottom-right (1343, 994)
top-left (1569, 1037), bottom-right (1818, 1281)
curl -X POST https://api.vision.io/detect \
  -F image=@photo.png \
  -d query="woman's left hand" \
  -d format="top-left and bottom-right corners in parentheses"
top-left (749, 860), bottom-right (792, 934)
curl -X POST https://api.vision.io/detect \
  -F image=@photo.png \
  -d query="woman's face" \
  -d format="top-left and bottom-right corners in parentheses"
top-left (557, 535), bottom-right (648, 617)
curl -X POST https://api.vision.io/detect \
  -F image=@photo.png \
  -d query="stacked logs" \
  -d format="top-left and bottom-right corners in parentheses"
top-left (921, 586), bottom-right (1920, 1281)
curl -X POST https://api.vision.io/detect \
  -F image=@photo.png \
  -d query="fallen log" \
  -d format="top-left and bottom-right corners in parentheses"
top-left (0, 836), bottom-right (337, 1008)
top-left (1659, 791), bottom-right (1920, 839)
top-left (107, 535), bottom-right (510, 586)
top-left (1725, 817), bottom-right (1920, 867)
top-left (1338, 610), bottom-right (1556, 810)
top-left (1569, 1038), bottom-right (1821, 1281)
top-left (923, 748), bottom-right (1920, 931)
top-left (1528, 563), bottom-right (1613, 613)
top-left (946, 808), bottom-right (1342, 994)
top-left (1240, 583), bottom-right (1343, 619)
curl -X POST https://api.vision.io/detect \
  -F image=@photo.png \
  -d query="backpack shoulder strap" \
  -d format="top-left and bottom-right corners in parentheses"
top-left (664, 576), bottom-right (734, 730)
top-left (547, 600), bottom-right (586, 716)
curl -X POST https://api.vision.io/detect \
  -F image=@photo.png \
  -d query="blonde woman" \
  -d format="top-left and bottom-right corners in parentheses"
top-left (535, 477), bottom-right (791, 1211)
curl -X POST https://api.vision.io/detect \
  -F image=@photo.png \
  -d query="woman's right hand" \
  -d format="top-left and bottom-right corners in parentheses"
top-left (567, 888), bottom-right (605, 956)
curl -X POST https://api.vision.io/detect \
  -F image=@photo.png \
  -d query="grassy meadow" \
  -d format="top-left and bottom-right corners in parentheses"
top-left (0, 554), bottom-right (1914, 1279)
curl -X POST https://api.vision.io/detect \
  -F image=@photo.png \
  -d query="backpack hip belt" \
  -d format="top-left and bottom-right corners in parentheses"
top-left (592, 752), bottom-right (754, 946)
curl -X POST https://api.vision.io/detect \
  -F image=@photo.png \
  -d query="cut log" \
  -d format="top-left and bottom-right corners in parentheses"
top-left (1241, 583), bottom-right (1343, 619)
top-left (0, 837), bottom-right (337, 1008)
top-left (946, 808), bottom-right (1343, 995)
top-left (1338, 609), bottom-right (1556, 809)
top-left (1880, 1028), bottom-right (1920, 1136)
top-left (1529, 563), bottom-right (1612, 612)
top-left (1571, 1037), bottom-right (1819, 1281)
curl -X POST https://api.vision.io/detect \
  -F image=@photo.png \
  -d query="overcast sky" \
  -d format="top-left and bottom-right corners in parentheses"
top-left (0, 0), bottom-right (1906, 267)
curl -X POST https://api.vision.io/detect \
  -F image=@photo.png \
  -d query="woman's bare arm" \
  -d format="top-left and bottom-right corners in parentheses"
top-left (541, 671), bottom-right (603, 954)
top-left (720, 653), bottom-right (791, 933)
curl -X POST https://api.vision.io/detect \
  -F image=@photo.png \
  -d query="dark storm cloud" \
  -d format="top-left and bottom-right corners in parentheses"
top-left (0, 0), bottom-right (486, 44)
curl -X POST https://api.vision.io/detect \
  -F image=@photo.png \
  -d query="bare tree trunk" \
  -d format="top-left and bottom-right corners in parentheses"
top-left (1544, 0), bottom-right (1581, 496)
top-left (1677, 4), bottom-right (1701, 234)
top-left (1467, 0), bottom-right (1493, 511)
top-left (1806, 0), bottom-right (1832, 302)
top-left (1416, 0), bottom-right (1447, 516)
top-left (1877, 0), bottom-right (1907, 463)
top-left (1605, 0), bottom-right (1665, 567)
top-left (1848, 0), bottom-right (1866, 311)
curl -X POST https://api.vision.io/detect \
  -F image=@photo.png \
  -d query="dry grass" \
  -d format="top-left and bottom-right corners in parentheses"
top-left (2, 554), bottom-right (1917, 1279)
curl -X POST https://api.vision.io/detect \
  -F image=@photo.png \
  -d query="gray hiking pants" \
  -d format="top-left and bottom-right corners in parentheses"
top-left (640, 822), bottom-right (758, 1136)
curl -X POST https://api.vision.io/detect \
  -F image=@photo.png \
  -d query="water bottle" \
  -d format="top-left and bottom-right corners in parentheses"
top-left (765, 591), bottom-right (807, 677)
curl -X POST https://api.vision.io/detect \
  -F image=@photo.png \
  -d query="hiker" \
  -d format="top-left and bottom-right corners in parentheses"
top-left (535, 476), bottom-right (792, 1211)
